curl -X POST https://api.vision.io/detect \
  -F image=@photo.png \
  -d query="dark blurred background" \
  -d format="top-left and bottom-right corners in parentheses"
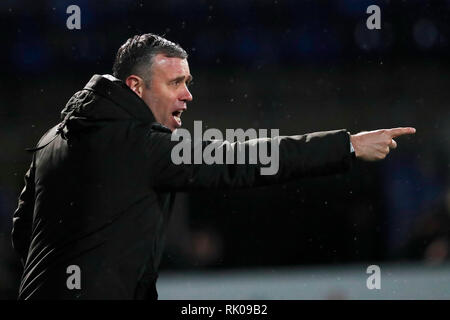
top-left (1, 0), bottom-right (449, 299)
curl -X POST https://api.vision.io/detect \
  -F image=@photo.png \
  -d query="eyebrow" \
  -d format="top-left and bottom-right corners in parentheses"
top-left (171, 75), bottom-right (193, 84)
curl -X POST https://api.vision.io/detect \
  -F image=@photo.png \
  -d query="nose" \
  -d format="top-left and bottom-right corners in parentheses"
top-left (180, 84), bottom-right (193, 102)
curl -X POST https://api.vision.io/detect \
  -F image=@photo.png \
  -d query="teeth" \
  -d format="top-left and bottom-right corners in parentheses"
top-left (172, 110), bottom-right (184, 125)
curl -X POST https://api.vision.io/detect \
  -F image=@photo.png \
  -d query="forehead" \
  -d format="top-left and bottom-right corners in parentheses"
top-left (151, 54), bottom-right (190, 78)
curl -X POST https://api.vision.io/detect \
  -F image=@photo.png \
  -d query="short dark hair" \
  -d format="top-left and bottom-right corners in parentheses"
top-left (112, 33), bottom-right (188, 85)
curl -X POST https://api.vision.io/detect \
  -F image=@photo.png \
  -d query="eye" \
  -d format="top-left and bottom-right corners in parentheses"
top-left (170, 79), bottom-right (182, 86)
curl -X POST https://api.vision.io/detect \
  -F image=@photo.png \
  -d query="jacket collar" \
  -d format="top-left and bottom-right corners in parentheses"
top-left (83, 74), bottom-right (156, 124)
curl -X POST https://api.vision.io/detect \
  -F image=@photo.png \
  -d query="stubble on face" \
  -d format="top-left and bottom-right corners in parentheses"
top-left (141, 54), bottom-right (193, 131)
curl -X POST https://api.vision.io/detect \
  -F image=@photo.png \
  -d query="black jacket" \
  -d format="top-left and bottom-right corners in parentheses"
top-left (12, 74), bottom-right (354, 299)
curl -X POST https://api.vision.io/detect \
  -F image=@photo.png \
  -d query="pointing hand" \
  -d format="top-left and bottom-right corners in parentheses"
top-left (350, 127), bottom-right (416, 161)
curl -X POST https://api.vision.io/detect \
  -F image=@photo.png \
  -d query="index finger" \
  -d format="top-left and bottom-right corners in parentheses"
top-left (385, 127), bottom-right (416, 138)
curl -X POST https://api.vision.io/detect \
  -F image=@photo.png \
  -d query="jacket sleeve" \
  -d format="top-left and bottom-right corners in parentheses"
top-left (11, 157), bottom-right (36, 266)
top-left (144, 128), bottom-right (354, 191)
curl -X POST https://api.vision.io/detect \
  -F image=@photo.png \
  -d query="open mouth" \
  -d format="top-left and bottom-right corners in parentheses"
top-left (172, 110), bottom-right (183, 126)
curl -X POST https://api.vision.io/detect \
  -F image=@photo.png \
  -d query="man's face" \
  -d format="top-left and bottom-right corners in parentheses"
top-left (140, 54), bottom-right (193, 131)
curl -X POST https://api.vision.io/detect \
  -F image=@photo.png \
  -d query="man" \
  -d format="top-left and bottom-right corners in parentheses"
top-left (11, 33), bottom-right (415, 300)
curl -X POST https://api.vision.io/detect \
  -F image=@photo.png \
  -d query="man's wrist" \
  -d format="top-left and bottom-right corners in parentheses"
top-left (348, 132), bottom-right (356, 159)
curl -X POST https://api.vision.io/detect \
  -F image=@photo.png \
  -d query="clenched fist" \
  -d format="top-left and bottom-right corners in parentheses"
top-left (350, 127), bottom-right (416, 161)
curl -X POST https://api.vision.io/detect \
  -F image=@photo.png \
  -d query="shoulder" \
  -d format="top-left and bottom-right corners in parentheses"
top-left (25, 125), bottom-right (60, 153)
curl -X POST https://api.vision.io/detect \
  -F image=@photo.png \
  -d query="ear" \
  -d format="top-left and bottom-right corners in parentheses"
top-left (125, 75), bottom-right (145, 98)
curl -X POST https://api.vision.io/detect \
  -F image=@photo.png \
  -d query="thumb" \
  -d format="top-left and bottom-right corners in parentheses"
top-left (389, 139), bottom-right (397, 149)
